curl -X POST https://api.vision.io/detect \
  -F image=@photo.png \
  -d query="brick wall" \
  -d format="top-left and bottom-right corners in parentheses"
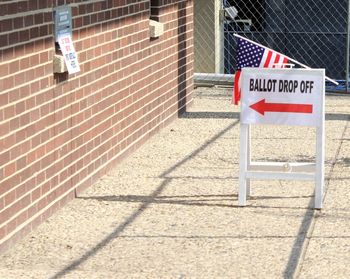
top-left (0, 0), bottom-right (194, 253)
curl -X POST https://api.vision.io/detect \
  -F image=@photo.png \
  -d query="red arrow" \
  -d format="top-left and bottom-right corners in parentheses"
top-left (250, 99), bottom-right (313, 116)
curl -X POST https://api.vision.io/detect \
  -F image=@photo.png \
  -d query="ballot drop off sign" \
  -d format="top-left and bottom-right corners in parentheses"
top-left (241, 68), bottom-right (325, 127)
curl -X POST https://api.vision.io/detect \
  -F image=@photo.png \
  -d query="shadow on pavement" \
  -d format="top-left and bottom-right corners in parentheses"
top-left (49, 120), bottom-right (240, 279)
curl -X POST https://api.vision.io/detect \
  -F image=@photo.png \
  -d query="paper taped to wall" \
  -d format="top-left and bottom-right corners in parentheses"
top-left (57, 34), bottom-right (80, 74)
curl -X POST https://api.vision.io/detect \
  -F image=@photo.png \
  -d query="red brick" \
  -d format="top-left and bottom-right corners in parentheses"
top-left (2, 76), bottom-right (14, 91)
top-left (15, 184), bottom-right (26, 199)
top-left (4, 191), bottom-right (16, 207)
top-left (16, 210), bottom-right (28, 226)
top-left (0, 19), bottom-right (12, 32)
top-left (8, 32), bottom-right (19, 45)
top-left (5, 219), bottom-right (17, 237)
top-left (31, 188), bottom-right (41, 202)
top-left (4, 162), bottom-right (16, 177)
top-left (0, 197), bottom-right (4, 211)
top-left (23, 15), bottom-right (34, 26)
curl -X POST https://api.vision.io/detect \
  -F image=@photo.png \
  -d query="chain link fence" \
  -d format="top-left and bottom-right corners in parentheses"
top-left (194, 0), bottom-right (350, 92)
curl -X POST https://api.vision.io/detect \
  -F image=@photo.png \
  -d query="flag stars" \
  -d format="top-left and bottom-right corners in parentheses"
top-left (236, 39), bottom-right (265, 70)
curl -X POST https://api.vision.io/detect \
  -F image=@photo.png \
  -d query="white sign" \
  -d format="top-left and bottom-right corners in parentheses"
top-left (238, 68), bottom-right (325, 209)
top-left (241, 68), bottom-right (325, 127)
top-left (57, 34), bottom-right (80, 74)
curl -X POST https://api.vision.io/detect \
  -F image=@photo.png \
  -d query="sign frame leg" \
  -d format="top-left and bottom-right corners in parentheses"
top-left (315, 83), bottom-right (325, 209)
top-left (239, 123), bottom-right (249, 206)
top-left (246, 124), bottom-right (251, 196)
top-left (315, 112), bottom-right (325, 209)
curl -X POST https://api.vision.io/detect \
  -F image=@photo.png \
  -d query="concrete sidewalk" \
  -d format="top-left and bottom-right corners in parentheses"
top-left (0, 88), bottom-right (349, 279)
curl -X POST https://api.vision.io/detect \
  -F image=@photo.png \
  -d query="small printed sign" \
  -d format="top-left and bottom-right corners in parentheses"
top-left (54, 6), bottom-right (73, 42)
top-left (241, 68), bottom-right (325, 127)
top-left (57, 34), bottom-right (80, 75)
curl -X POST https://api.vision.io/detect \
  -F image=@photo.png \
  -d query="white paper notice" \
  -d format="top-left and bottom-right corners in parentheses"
top-left (57, 34), bottom-right (80, 74)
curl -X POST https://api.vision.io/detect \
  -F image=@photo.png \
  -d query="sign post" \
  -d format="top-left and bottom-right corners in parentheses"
top-left (238, 68), bottom-right (325, 209)
top-left (54, 6), bottom-right (80, 75)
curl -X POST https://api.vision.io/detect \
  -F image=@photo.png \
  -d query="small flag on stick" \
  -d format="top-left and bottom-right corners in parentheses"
top-left (232, 34), bottom-right (339, 105)
top-left (233, 37), bottom-right (288, 105)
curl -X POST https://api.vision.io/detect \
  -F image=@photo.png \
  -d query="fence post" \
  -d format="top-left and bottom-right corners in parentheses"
top-left (215, 0), bottom-right (224, 74)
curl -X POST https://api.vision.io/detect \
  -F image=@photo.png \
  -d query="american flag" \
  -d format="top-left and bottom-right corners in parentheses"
top-left (233, 37), bottom-right (288, 105)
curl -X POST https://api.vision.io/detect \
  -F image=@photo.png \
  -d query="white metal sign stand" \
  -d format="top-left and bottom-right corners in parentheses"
top-left (238, 68), bottom-right (325, 209)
